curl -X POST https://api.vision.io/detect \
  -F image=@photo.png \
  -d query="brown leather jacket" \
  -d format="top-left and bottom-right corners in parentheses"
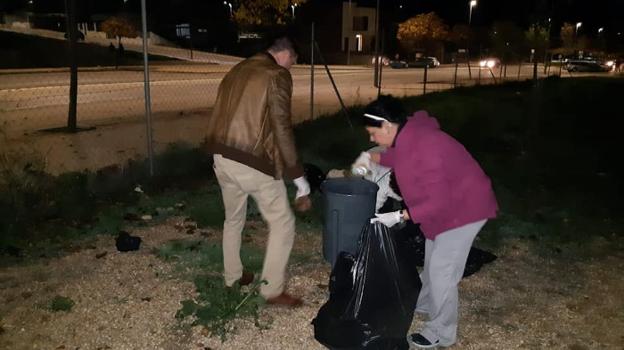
top-left (204, 52), bottom-right (303, 180)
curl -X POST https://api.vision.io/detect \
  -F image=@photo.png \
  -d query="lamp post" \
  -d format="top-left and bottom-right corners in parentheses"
top-left (575, 22), bottom-right (582, 35)
top-left (467, 0), bottom-right (477, 79)
top-left (290, 3), bottom-right (298, 19)
top-left (223, 1), bottom-right (232, 18)
top-left (469, 0), bottom-right (477, 25)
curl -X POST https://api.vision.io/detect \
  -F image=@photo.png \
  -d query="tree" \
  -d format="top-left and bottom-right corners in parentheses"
top-left (397, 12), bottom-right (449, 56)
top-left (101, 16), bottom-right (138, 46)
top-left (449, 24), bottom-right (472, 46)
top-left (525, 24), bottom-right (550, 57)
top-left (560, 22), bottom-right (575, 53)
top-left (490, 21), bottom-right (525, 61)
top-left (233, 0), bottom-right (306, 28)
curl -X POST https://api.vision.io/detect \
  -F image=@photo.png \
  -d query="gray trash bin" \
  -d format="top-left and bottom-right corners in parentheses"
top-left (321, 177), bottom-right (379, 266)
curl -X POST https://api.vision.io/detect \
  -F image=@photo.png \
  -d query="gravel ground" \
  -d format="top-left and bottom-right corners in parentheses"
top-left (1, 219), bottom-right (622, 350)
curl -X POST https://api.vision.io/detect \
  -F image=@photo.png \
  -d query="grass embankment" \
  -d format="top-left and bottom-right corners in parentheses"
top-left (2, 76), bottom-right (623, 260)
top-left (1, 77), bottom-right (623, 337)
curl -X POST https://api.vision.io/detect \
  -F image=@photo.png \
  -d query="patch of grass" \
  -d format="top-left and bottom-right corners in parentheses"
top-left (176, 277), bottom-right (266, 341)
top-left (48, 295), bottom-right (75, 312)
top-left (0, 143), bottom-right (214, 264)
top-left (183, 184), bottom-right (226, 228)
top-left (156, 239), bottom-right (266, 340)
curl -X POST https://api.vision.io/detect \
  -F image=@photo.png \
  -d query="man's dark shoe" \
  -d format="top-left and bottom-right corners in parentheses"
top-left (265, 292), bottom-right (303, 307)
top-left (408, 333), bottom-right (440, 349)
top-left (238, 271), bottom-right (254, 286)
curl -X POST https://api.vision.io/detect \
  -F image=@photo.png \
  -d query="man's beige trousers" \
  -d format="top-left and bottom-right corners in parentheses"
top-left (213, 154), bottom-right (296, 299)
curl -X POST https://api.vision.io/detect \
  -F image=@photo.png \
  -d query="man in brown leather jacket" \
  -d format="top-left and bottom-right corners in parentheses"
top-left (204, 36), bottom-right (310, 307)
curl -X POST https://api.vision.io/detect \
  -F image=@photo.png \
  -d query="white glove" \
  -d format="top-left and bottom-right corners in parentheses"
top-left (370, 210), bottom-right (403, 227)
top-left (293, 176), bottom-right (310, 199)
top-left (351, 152), bottom-right (372, 176)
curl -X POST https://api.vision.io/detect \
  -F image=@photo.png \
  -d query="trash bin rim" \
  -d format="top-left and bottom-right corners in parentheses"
top-left (320, 177), bottom-right (379, 196)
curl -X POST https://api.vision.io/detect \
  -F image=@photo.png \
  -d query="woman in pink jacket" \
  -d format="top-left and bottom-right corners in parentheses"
top-left (356, 95), bottom-right (498, 348)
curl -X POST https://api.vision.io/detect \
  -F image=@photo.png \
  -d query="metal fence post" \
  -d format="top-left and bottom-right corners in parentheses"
top-left (141, 0), bottom-right (154, 176)
top-left (533, 59), bottom-right (538, 82)
top-left (466, 49), bottom-right (472, 79)
top-left (423, 64), bottom-right (428, 94)
top-left (477, 47), bottom-right (482, 85)
top-left (310, 22), bottom-right (315, 121)
top-left (453, 54), bottom-right (458, 88)
top-left (64, 0), bottom-right (77, 131)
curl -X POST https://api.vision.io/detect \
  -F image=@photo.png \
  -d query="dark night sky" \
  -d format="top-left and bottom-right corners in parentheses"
top-left (359, 0), bottom-right (624, 33)
top-left (3, 0), bottom-right (623, 34)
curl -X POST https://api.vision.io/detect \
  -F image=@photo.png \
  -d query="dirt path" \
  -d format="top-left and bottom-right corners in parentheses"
top-left (1, 219), bottom-right (622, 349)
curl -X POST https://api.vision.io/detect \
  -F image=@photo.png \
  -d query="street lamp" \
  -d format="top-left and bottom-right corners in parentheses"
top-left (468, 0), bottom-right (477, 25)
top-left (290, 3), bottom-right (298, 19)
top-left (575, 22), bottom-right (582, 35)
top-left (598, 27), bottom-right (604, 34)
top-left (223, 1), bottom-right (232, 18)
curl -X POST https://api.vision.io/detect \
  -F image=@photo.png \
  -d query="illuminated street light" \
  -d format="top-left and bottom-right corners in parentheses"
top-left (468, 0), bottom-right (477, 25)
top-left (223, 1), bottom-right (233, 17)
top-left (598, 27), bottom-right (604, 34)
top-left (575, 22), bottom-right (582, 35)
top-left (290, 3), bottom-right (298, 19)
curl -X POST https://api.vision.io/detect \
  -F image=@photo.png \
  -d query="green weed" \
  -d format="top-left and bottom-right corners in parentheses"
top-left (176, 277), bottom-right (266, 341)
top-left (157, 238), bottom-right (267, 340)
top-left (49, 295), bottom-right (75, 312)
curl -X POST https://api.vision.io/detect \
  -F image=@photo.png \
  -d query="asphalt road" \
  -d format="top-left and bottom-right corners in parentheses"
top-left (0, 62), bottom-right (611, 137)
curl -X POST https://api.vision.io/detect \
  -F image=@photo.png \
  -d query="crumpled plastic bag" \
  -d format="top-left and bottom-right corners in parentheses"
top-left (312, 221), bottom-right (422, 349)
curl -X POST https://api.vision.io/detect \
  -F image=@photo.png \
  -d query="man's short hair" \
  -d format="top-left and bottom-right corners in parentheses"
top-left (268, 36), bottom-right (297, 56)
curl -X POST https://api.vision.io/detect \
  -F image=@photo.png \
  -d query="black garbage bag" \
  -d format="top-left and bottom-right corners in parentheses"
top-left (303, 163), bottom-right (326, 194)
top-left (313, 222), bottom-right (422, 350)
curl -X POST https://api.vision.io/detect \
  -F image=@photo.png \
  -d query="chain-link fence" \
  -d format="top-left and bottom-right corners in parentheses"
top-left (0, 19), bottom-right (619, 174)
top-left (376, 55), bottom-right (572, 96)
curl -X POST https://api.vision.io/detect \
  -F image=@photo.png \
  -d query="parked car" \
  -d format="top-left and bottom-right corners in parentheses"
top-left (389, 60), bottom-right (409, 69)
top-left (479, 57), bottom-right (501, 68)
top-left (408, 56), bottom-right (440, 68)
top-left (565, 59), bottom-right (610, 72)
top-left (64, 30), bottom-right (85, 41)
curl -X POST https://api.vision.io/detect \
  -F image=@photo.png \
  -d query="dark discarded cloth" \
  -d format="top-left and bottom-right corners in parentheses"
top-left (115, 231), bottom-right (141, 252)
top-left (313, 222), bottom-right (422, 350)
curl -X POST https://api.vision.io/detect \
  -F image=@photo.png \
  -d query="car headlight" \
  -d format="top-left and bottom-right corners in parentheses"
top-left (480, 59), bottom-right (497, 68)
top-left (606, 60), bottom-right (615, 67)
